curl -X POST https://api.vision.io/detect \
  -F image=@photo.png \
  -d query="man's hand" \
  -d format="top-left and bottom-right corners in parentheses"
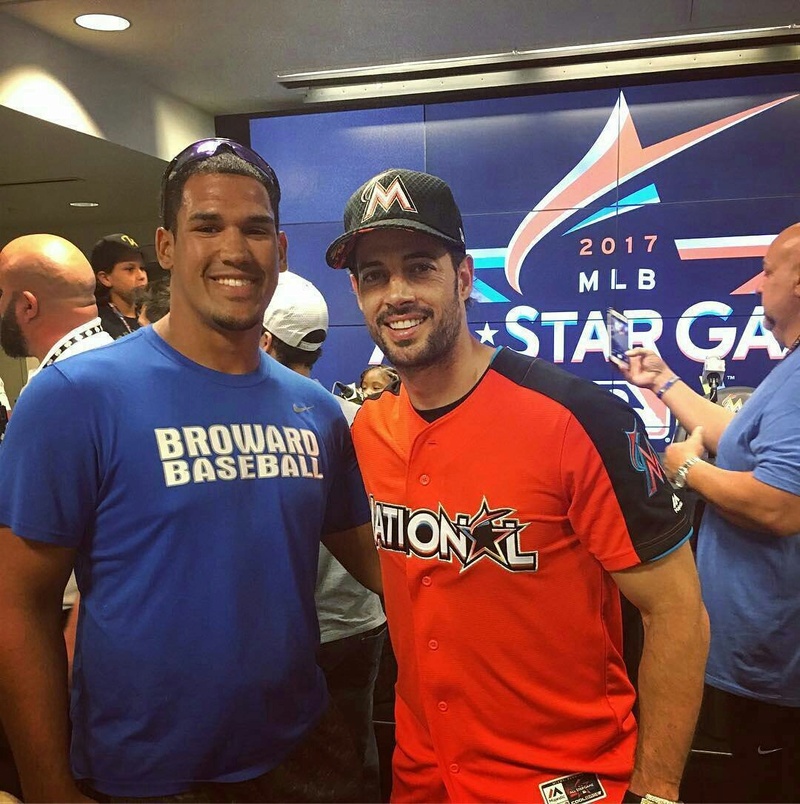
top-left (619, 348), bottom-right (675, 393)
top-left (663, 426), bottom-right (704, 479)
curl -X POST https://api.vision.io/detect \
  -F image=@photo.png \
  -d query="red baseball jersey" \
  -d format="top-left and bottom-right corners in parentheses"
top-left (351, 348), bottom-right (692, 803)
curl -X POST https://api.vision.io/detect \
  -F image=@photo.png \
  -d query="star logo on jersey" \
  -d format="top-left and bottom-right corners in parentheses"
top-left (626, 422), bottom-right (667, 497)
top-left (458, 498), bottom-right (526, 569)
top-left (370, 495), bottom-right (538, 573)
top-left (360, 174), bottom-right (417, 222)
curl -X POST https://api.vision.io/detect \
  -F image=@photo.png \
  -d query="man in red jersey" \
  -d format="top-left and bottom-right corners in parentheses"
top-left (327, 168), bottom-right (709, 804)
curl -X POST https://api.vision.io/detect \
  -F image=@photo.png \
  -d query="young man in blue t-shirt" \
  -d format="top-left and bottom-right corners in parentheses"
top-left (0, 139), bottom-right (380, 803)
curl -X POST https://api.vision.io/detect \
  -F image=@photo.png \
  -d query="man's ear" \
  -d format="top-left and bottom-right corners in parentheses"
top-left (278, 231), bottom-right (288, 273)
top-left (155, 227), bottom-right (175, 273)
top-left (96, 271), bottom-right (113, 289)
top-left (456, 253), bottom-right (474, 301)
top-left (260, 330), bottom-right (273, 354)
top-left (19, 290), bottom-right (38, 324)
top-left (349, 272), bottom-right (364, 312)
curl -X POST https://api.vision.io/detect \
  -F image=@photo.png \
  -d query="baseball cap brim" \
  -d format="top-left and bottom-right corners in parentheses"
top-left (326, 219), bottom-right (465, 270)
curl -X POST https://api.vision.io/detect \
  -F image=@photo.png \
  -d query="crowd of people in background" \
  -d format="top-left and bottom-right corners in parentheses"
top-left (0, 139), bottom-right (796, 804)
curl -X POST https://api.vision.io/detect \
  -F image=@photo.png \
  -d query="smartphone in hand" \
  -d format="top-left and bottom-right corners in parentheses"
top-left (607, 308), bottom-right (630, 367)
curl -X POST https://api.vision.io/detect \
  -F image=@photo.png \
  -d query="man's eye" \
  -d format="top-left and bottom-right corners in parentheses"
top-left (360, 271), bottom-right (384, 285)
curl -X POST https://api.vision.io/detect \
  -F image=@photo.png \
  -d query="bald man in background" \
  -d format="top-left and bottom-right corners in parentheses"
top-left (0, 234), bottom-right (113, 797)
top-left (0, 233), bottom-right (113, 610)
top-left (0, 234), bottom-right (113, 385)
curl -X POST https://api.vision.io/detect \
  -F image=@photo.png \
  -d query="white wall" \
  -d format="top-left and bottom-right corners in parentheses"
top-left (0, 14), bottom-right (213, 160)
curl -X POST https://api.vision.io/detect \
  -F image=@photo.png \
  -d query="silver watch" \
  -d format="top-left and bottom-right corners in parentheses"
top-left (672, 456), bottom-right (701, 489)
top-left (642, 794), bottom-right (682, 804)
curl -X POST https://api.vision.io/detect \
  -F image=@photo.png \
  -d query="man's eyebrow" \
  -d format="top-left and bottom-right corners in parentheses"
top-left (356, 259), bottom-right (385, 271)
top-left (402, 250), bottom-right (440, 261)
top-left (357, 250), bottom-right (440, 270)
top-left (187, 211), bottom-right (275, 225)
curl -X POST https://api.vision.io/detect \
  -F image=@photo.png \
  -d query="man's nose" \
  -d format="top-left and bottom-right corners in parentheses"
top-left (219, 228), bottom-right (251, 265)
top-left (385, 273), bottom-right (414, 305)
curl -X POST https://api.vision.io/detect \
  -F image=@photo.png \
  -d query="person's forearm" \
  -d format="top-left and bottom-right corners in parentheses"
top-left (650, 378), bottom-right (732, 454)
top-left (684, 462), bottom-right (800, 536)
top-left (0, 606), bottom-right (78, 801)
top-left (628, 601), bottom-right (710, 800)
top-left (322, 526), bottom-right (383, 595)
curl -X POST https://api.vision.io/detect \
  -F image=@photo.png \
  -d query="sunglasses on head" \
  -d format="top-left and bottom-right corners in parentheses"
top-left (160, 138), bottom-right (281, 224)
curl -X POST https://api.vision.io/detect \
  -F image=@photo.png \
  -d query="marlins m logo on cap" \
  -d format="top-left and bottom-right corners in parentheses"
top-left (361, 175), bottom-right (418, 223)
top-left (325, 168), bottom-right (467, 270)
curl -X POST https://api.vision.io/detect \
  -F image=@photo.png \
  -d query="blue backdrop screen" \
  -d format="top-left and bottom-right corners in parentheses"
top-left (250, 74), bottom-right (800, 448)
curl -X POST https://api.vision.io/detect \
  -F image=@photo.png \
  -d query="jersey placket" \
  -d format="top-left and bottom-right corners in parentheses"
top-left (403, 424), bottom-right (467, 785)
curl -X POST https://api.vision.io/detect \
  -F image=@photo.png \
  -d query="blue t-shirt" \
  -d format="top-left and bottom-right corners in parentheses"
top-left (0, 327), bottom-right (371, 796)
top-left (697, 347), bottom-right (800, 707)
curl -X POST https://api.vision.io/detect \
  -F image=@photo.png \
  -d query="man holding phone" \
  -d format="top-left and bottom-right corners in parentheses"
top-left (608, 307), bottom-right (631, 366)
top-left (328, 167), bottom-right (709, 804)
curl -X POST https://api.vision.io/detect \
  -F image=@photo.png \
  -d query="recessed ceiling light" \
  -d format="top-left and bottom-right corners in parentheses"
top-left (69, 201), bottom-right (100, 208)
top-left (74, 14), bottom-right (131, 32)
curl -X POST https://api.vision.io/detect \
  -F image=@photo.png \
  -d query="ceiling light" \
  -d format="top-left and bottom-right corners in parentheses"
top-left (69, 201), bottom-right (99, 208)
top-left (74, 14), bottom-right (131, 32)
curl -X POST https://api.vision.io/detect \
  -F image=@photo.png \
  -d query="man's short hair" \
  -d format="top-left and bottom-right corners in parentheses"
top-left (161, 140), bottom-right (281, 233)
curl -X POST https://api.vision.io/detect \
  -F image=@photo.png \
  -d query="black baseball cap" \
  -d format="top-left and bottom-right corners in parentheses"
top-left (90, 234), bottom-right (145, 274)
top-left (325, 169), bottom-right (466, 270)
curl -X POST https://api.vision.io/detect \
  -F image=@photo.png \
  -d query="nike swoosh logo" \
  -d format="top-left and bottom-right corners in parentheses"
top-left (293, 404), bottom-right (314, 413)
top-left (757, 746), bottom-right (783, 755)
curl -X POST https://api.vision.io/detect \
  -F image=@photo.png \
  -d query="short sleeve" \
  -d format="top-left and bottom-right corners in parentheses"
top-left (562, 398), bottom-right (692, 572)
top-left (0, 367), bottom-right (99, 546)
top-left (751, 392), bottom-right (800, 496)
top-left (321, 410), bottom-right (370, 535)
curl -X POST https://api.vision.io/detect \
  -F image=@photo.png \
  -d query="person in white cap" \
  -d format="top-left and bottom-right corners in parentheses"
top-left (262, 270), bottom-right (387, 802)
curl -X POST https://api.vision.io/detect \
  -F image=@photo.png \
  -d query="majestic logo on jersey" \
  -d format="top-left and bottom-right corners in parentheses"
top-left (370, 496), bottom-right (537, 573)
top-left (360, 175), bottom-right (417, 222)
top-left (625, 423), bottom-right (666, 497)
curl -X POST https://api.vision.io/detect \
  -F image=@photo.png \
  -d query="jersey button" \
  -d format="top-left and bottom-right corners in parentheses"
top-left (449, 763), bottom-right (460, 774)
top-left (421, 576), bottom-right (432, 586)
top-left (428, 639), bottom-right (439, 650)
top-left (437, 701), bottom-right (448, 712)
top-left (419, 474), bottom-right (430, 485)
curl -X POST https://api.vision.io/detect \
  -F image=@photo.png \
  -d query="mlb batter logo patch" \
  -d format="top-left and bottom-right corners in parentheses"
top-left (539, 772), bottom-right (607, 804)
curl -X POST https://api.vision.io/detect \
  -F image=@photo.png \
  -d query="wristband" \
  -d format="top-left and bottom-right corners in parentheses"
top-left (655, 374), bottom-right (680, 399)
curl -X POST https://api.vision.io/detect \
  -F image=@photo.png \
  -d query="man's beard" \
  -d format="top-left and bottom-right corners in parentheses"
top-left (210, 310), bottom-right (263, 332)
top-left (370, 284), bottom-right (463, 372)
top-left (0, 299), bottom-right (29, 359)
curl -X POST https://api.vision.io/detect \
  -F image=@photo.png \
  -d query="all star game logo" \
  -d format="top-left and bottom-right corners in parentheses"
top-left (370, 496), bottom-right (537, 573)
